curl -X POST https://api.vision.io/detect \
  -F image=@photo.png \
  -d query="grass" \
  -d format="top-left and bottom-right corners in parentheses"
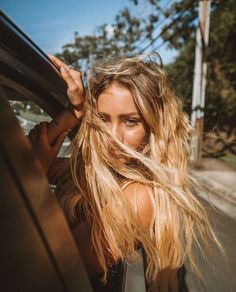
top-left (220, 154), bottom-right (236, 167)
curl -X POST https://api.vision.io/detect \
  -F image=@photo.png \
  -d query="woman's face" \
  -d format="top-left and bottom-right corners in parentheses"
top-left (97, 83), bottom-right (147, 150)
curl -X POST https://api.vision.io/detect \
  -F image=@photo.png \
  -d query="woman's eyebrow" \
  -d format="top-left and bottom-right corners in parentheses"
top-left (98, 112), bottom-right (139, 118)
top-left (118, 112), bottom-right (139, 118)
top-left (98, 112), bottom-right (109, 118)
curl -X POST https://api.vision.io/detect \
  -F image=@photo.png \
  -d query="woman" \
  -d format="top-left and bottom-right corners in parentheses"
top-left (29, 53), bottom-right (221, 291)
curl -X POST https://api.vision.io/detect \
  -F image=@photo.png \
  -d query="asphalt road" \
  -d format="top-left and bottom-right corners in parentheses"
top-left (185, 197), bottom-right (236, 292)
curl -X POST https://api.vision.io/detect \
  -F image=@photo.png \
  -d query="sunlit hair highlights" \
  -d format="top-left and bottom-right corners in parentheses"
top-left (57, 53), bottom-right (222, 291)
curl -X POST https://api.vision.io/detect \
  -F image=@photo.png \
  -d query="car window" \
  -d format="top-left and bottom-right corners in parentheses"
top-left (0, 84), bottom-right (93, 292)
top-left (2, 86), bottom-right (71, 158)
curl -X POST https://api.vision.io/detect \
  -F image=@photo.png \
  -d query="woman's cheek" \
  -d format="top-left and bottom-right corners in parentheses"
top-left (124, 127), bottom-right (146, 149)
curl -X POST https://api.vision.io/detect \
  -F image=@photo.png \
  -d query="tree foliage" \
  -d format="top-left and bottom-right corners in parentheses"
top-left (166, 0), bottom-right (236, 132)
top-left (55, 6), bottom-right (145, 70)
top-left (56, 0), bottom-right (236, 139)
top-left (55, 0), bottom-right (201, 70)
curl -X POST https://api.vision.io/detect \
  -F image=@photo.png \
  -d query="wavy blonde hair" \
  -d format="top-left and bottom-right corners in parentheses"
top-left (57, 53), bottom-right (222, 291)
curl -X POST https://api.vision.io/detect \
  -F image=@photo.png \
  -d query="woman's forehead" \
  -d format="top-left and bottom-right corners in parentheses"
top-left (97, 83), bottom-right (137, 114)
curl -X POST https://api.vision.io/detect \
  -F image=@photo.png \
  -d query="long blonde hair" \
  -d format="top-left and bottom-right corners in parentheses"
top-left (57, 53), bottom-right (222, 291)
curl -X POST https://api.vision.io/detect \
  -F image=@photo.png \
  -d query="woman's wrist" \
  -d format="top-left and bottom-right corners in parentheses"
top-left (47, 109), bottom-right (82, 145)
top-left (67, 102), bottom-right (84, 120)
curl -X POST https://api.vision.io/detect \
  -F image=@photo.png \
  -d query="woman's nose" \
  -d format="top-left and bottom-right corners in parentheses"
top-left (110, 123), bottom-right (123, 142)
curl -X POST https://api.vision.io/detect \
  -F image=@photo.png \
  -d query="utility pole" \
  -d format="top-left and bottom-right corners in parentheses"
top-left (191, 0), bottom-right (211, 163)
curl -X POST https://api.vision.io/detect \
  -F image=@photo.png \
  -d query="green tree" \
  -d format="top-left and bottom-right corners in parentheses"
top-left (55, 6), bottom-right (144, 70)
top-left (56, 0), bottom-right (236, 154)
top-left (166, 0), bottom-right (236, 129)
top-left (55, 0), bottom-right (183, 69)
top-left (165, 0), bottom-right (236, 155)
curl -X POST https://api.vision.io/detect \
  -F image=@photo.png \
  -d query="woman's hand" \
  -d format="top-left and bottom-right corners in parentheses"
top-left (28, 122), bottom-right (69, 173)
top-left (48, 55), bottom-right (85, 120)
top-left (41, 55), bottom-right (85, 148)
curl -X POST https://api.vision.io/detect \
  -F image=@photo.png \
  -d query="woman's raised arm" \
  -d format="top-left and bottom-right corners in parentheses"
top-left (46, 55), bottom-right (85, 145)
top-left (28, 55), bottom-right (85, 172)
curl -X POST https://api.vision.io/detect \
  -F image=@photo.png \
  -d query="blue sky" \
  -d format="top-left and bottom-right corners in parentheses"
top-left (1, 0), bottom-right (177, 64)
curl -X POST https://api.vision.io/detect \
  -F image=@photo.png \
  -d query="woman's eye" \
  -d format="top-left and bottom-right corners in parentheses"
top-left (100, 116), bottom-right (109, 124)
top-left (124, 119), bottom-right (140, 126)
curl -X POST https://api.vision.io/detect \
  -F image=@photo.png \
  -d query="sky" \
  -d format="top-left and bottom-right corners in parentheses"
top-left (1, 0), bottom-right (178, 64)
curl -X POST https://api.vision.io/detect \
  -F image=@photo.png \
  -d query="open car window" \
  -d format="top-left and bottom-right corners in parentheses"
top-left (1, 85), bottom-right (71, 158)
top-left (0, 86), bottom-right (93, 292)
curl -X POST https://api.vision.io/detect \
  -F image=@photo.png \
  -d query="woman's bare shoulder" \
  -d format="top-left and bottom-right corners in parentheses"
top-left (123, 182), bottom-right (153, 228)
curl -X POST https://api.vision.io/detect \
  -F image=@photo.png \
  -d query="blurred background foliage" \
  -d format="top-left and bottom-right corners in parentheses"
top-left (55, 0), bottom-right (235, 156)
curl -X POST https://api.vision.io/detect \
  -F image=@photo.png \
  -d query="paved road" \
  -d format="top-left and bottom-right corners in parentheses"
top-left (185, 197), bottom-right (236, 292)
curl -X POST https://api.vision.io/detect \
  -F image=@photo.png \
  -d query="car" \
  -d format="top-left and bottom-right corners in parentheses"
top-left (0, 10), bottom-right (146, 292)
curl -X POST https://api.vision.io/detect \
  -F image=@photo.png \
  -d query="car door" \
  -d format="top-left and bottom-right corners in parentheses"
top-left (0, 10), bottom-right (93, 292)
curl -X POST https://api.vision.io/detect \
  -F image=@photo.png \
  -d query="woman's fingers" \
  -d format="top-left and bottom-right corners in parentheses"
top-left (48, 54), bottom-right (84, 84)
top-left (38, 121), bottom-right (68, 155)
top-left (38, 121), bottom-right (68, 151)
top-left (39, 122), bottom-right (50, 146)
top-left (48, 54), bottom-right (69, 69)
top-left (48, 54), bottom-right (82, 82)
top-left (28, 124), bottom-right (40, 144)
top-left (60, 66), bottom-right (78, 89)
top-left (70, 69), bottom-right (84, 86)
top-left (69, 68), bottom-right (83, 84)
top-left (60, 67), bottom-right (85, 105)
top-left (48, 54), bottom-right (85, 109)
top-left (69, 69), bottom-right (85, 99)
top-left (27, 121), bottom-right (67, 172)
top-left (29, 124), bottom-right (39, 134)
